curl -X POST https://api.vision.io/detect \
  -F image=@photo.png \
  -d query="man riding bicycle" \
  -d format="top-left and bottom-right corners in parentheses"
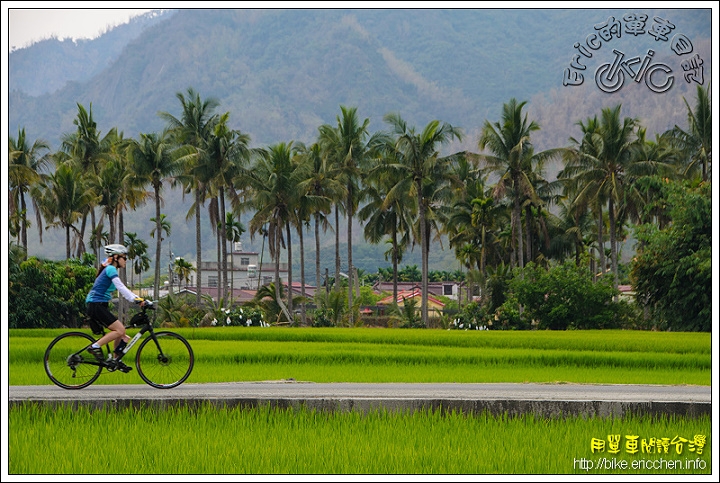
top-left (85, 244), bottom-right (146, 372)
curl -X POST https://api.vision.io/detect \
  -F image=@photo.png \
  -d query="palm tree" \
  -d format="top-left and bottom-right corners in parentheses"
top-left (60, 102), bottom-right (117, 261)
top-left (360, 146), bottom-right (413, 303)
top-left (296, 143), bottom-right (343, 294)
top-left (560, 104), bottom-right (652, 290)
top-left (204, 113), bottom-right (252, 301)
top-left (173, 257), bottom-right (196, 287)
top-left (447, 175), bottom-right (499, 300)
top-left (8, 128), bottom-right (51, 255)
top-left (318, 106), bottom-right (381, 324)
top-left (382, 112), bottom-right (464, 326)
top-left (124, 232), bottom-right (149, 288)
top-left (128, 130), bottom-right (185, 299)
top-left (477, 98), bottom-right (564, 270)
top-left (669, 84), bottom-right (711, 182)
top-left (236, 142), bottom-right (303, 323)
top-left (34, 162), bottom-right (97, 259)
top-left (222, 211), bottom-right (246, 299)
top-left (159, 87), bottom-right (220, 306)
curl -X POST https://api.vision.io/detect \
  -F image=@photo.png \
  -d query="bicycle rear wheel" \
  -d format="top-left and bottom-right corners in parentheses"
top-left (44, 332), bottom-right (102, 389)
top-left (136, 331), bottom-right (194, 389)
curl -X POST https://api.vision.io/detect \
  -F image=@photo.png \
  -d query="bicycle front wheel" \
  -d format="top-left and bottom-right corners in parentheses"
top-left (136, 331), bottom-right (194, 389)
top-left (44, 332), bottom-right (102, 389)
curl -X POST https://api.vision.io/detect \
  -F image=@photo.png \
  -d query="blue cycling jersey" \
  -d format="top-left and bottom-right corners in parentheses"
top-left (85, 265), bottom-right (120, 303)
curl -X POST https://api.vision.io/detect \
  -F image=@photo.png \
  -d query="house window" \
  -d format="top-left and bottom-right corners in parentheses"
top-left (240, 257), bottom-right (250, 266)
top-left (443, 284), bottom-right (453, 296)
top-left (208, 276), bottom-right (218, 288)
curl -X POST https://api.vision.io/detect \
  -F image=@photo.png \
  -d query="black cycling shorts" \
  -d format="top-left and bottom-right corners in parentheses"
top-left (87, 302), bottom-right (119, 328)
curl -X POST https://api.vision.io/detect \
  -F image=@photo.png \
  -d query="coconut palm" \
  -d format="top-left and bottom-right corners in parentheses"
top-left (669, 84), bottom-right (711, 182)
top-left (221, 211), bottom-right (246, 298)
top-left (477, 98), bottom-right (564, 270)
top-left (360, 144), bottom-right (414, 303)
top-left (318, 106), bottom-right (382, 324)
top-left (236, 142), bottom-right (304, 323)
top-left (559, 104), bottom-right (653, 290)
top-left (8, 128), bottom-right (51, 255)
top-left (128, 130), bottom-right (185, 299)
top-left (33, 162), bottom-right (98, 259)
top-left (295, 142), bottom-right (343, 294)
top-left (124, 232), bottom-right (149, 288)
top-left (159, 87), bottom-right (220, 306)
top-left (382, 112), bottom-right (464, 326)
top-left (204, 112), bottom-right (252, 301)
top-left (60, 102), bottom-right (117, 260)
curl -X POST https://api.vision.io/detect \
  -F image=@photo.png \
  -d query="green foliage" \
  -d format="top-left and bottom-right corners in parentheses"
top-left (631, 180), bottom-right (711, 331)
top-left (450, 301), bottom-right (489, 330)
top-left (214, 305), bottom-right (268, 327)
top-left (501, 261), bottom-right (622, 330)
top-left (8, 257), bottom-right (96, 329)
top-left (311, 307), bottom-right (336, 327)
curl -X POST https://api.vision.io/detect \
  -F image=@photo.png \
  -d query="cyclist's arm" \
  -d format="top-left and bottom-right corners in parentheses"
top-left (111, 276), bottom-right (142, 303)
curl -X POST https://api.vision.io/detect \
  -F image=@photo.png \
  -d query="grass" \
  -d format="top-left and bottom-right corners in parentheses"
top-left (9, 327), bottom-right (711, 475)
top-left (8, 402), bottom-right (712, 474)
top-left (9, 327), bottom-right (711, 386)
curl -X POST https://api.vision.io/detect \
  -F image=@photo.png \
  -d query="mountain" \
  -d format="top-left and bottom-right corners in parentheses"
top-left (7, 8), bottom-right (713, 277)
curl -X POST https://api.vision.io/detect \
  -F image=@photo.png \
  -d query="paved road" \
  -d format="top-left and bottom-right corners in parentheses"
top-left (9, 382), bottom-right (712, 418)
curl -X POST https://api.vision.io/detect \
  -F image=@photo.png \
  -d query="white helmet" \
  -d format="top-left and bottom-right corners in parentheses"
top-left (104, 244), bottom-right (128, 256)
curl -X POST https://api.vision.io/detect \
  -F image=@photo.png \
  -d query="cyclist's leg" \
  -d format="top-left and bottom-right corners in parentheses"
top-left (87, 303), bottom-right (127, 352)
top-left (95, 320), bottom-right (127, 356)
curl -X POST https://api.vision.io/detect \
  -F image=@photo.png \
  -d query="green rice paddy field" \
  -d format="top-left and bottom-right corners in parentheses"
top-left (8, 327), bottom-right (712, 475)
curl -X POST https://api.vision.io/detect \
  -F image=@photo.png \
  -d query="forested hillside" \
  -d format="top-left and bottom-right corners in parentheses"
top-left (7, 7), bottom-right (713, 271)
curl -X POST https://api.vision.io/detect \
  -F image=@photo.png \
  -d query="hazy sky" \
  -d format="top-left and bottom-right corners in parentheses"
top-left (6, 5), bottom-right (156, 51)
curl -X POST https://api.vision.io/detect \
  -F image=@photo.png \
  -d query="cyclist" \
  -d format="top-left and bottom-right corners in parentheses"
top-left (85, 244), bottom-right (146, 372)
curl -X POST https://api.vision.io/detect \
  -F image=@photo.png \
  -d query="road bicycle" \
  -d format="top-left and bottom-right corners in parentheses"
top-left (44, 301), bottom-right (194, 389)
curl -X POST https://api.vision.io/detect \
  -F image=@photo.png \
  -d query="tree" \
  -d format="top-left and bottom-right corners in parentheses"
top-left (174, 257), bottom-right (196, 287)
top-left (34, 163), bottom-right (97, 259)
top-left (222, 211), bottom-right (246, 298)
top-left (359, 149), bottom-right (413, 303)
top-left (382, 112), bottom-right (464, 326)
top-left (237, 142), bottom-right (304, 323)
top-left (295, 142), bottom-right (343, 297)
top-left (503, 260), bottom-right (621, 330)
top-left (631, 180), bottom-right (711, 331)
top-left (204, 112), bottom-right (252, 301)
top-left (159, 87), bottom-right (220, 306)
top-left (128, 130), bottom-right (185, 299)
top-left (8, 128), bottom-right (51, 256)
top-left (318, 106), bottom-right (380, 325)
top-left (559, 105), bottom-right (657, 291)
top-left (124, 232), bottom-right (149, 288)
top-left (669, 84), bottom-right (711, 182)
top-left (60, 102), bottom-right (117, 261)
top-left (478, 98), bottom-right (563, 270)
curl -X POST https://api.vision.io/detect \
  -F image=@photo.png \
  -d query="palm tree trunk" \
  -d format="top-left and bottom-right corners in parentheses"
top-left (286, 221), bottom-right (293, 322)
top-left (20, 192), bottom-right (28, 253)
top-left (299, 221), bottom-right (307, 326)
top-left (608, 197), bottom-right (619, 296)
top-left (347, 194), bottom-right (354, 326)
top-left (334, 205), bottom-right (340, 291)
top-left (513, 194), bottom-right (524, 269)
top-left (274, 227), bottom-right (292, 323)
top-left (418, 188), bottom-right (428, 326)
top-left (154, 188), bottom-right (162, 300)
top-left (596, 204), bottom-right (605, 279)
top-left (314, 213), bottom-right (321, 296)
top-left (65, 224), bottom-right (71, 260)
top-left (195, 189), bottom-right (202, 307)
top-left (391, 226), bottom-right (398, 302)
top-left (220, 188), bottom-right (228, 302)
